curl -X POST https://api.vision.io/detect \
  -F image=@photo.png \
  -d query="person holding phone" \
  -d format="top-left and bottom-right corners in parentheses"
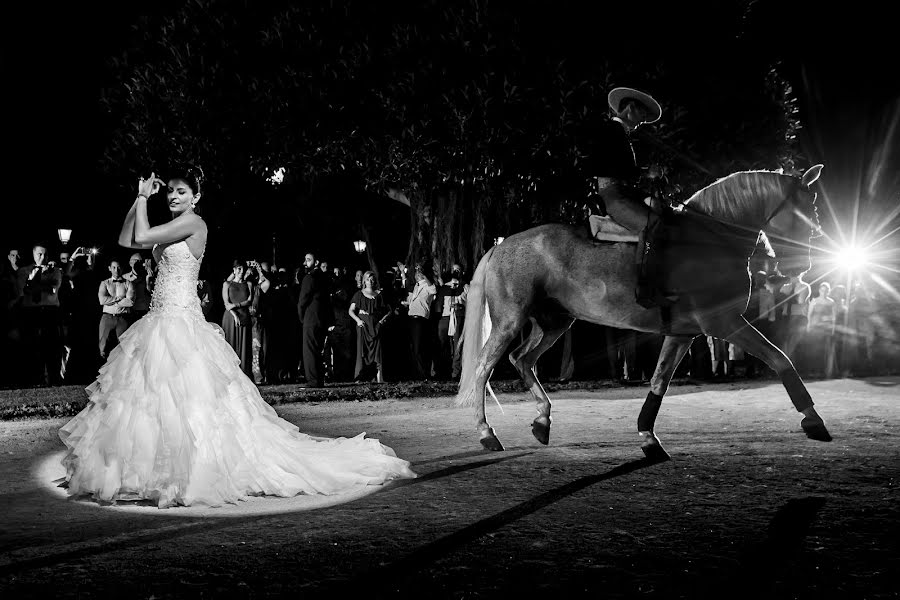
top-left (16, 244), bottom-right (64, 385)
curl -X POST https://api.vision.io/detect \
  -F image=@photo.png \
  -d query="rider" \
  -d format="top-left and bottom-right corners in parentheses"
top-left (584, 86), bottom-right (662, 232)
top-left (581, 86), bottom-right (671, 307)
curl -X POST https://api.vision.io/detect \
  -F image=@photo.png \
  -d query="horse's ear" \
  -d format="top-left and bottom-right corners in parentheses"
top-left (801, 164), bottom-right (824, 187)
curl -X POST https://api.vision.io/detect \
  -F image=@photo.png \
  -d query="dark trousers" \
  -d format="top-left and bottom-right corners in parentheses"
top-left (436, 316), bottom-right (453, 380)
top-left (409, 315), bottom-right (432, 380)
top-left (99, 313), bottom-right (130, 356)
top-left (749, 319), bottom-right (778, 376)
top-left (255, 321), bottom-right (268, 383)
top-left (302, 320), bottom-right (326, 387)
top-left (604, 327), bottom-right (637, 380)
top-left (23, 306), bottom-right (62, 385)
top-left (688, 335), bottom-right (712, 379)
top-left (782, 315), bottom-right (808, 373)
top-left (127, 309), bottom-right (149, 325)
top-left (324, 321), bottom-right (355, 382)
top-left (451, 316), bottom-right (466, 379)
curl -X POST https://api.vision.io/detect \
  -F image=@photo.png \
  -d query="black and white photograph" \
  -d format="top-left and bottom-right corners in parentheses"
top-left (1, 1), bottom-right (898, 598)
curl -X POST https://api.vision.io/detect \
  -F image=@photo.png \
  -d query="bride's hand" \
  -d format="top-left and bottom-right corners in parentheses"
top-left (137, 172), bottom-right (164, 198)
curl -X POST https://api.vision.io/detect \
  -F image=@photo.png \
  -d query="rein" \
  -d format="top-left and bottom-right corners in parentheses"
top-left (670, 175), bottom-right (806, 244)
top-left (762, 177), bottom-right (803, 227)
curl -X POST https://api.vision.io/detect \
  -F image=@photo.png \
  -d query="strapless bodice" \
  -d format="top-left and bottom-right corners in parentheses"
top-left (150, 241), bottom-right (205, 316)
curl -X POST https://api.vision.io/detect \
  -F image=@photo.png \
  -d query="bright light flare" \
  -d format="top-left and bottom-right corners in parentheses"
top-left (834, 245), bottom-right (870, 271)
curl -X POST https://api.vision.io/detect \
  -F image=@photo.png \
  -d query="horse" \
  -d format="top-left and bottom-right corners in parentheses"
top-left (455, 164), bottom-right (831, 459)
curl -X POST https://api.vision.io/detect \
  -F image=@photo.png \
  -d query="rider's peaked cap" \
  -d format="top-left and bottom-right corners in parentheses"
top-left (608, 87), bottom-right (662, 123)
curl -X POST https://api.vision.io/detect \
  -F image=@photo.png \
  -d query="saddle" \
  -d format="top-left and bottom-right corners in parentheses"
top-left (589, 215), bottom-right (639, 243)
top-left (589, 212), bottom-right (679, 309)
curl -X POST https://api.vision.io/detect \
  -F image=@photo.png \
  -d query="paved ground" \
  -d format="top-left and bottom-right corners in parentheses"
top-left (1, 377), bottom-right (898, 599)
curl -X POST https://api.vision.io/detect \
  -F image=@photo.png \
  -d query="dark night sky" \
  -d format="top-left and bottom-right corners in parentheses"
top-left (2, 1), bottom-right (897, 260)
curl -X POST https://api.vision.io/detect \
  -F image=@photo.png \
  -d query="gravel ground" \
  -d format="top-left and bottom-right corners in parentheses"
top-left (1, 376), bottom-right (897, 599)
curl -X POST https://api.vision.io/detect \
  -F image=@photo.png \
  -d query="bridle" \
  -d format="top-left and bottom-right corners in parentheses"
top-left (761, 176), bottom-right (821, 239)
top-left (763, 177), bottom-right (804, 228)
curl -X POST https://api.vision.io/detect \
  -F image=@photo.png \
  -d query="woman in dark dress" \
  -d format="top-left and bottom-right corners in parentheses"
top-left (221, 260), bottom-right (254, 377)
top-left (349, 271), bottom-right (391, 383)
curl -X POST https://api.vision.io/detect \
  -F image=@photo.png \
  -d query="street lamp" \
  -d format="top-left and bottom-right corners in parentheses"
top-left (57, 228), bottom-right (72, 245)
top-left (267, 167), bottom-right (285, 185)
top-left (353, 240), bottom-right (367, 254)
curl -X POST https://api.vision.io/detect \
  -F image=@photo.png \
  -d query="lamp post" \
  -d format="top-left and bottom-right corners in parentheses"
top-left (57, 228), bottom-right (72, 245)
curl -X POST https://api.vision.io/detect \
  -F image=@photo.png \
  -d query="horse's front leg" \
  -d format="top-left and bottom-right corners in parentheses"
top-left (637, 335), bottom-right (694, 461)
top-left (712, 317), bottom-right (832, 442)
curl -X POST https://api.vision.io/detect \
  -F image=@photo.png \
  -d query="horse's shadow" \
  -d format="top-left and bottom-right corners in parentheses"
top-left (346, 455), bottom-right (665, 589)
top-left (391, 451), bottom-right (537, 488)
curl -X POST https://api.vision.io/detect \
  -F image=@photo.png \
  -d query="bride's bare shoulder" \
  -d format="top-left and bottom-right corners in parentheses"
top-left (187, 214), bottom-right (208, 234)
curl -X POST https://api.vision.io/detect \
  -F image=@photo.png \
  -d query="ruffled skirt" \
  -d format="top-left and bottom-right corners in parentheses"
top-left (59, 309), bottom-right (416, 508)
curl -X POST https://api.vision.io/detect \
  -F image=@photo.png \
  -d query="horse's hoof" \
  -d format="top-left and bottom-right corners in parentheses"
top-left (480, 429), bottom-right (505, 451)
top-left (639, 432), bottom-right (671, 463)
top-left (531, 420), bottom-right (550, 445)
top-left (801, 417), bottom-right (833, 442)
top-left (641, 442), bottom-right (671, 463)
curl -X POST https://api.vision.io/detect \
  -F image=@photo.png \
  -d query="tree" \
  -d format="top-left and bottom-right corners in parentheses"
top-left (100, 0), bottom-right (802, 275)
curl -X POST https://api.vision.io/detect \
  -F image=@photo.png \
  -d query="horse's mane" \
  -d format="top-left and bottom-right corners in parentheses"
top-left (684, 170), bottom-right (793, 225)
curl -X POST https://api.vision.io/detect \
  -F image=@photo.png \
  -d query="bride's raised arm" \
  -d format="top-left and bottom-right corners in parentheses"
top-left (129, 172), bottom-right (205, 246)
top-left (118, 198), bottom-right (151, 249)
top-left (120, 173), bottom-right (163, 249)
top-left (133, 198), bottom-right (202, 245)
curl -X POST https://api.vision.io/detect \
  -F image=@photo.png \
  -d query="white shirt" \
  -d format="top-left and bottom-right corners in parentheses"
top-left (99, 277), bottom-right (135, 315)
top-left (406, 280), bottom-right (436, 319)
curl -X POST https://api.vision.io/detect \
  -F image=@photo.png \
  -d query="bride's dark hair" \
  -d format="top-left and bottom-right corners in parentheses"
top-left (169, 164), bottom-right (205, 195)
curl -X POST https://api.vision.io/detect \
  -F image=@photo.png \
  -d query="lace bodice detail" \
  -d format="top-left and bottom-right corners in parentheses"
top-left (150, 241), bottom-right (204, 316)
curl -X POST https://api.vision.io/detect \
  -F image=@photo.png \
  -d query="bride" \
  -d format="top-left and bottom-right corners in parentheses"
top-left (58, 167), bottom-right (416, 508)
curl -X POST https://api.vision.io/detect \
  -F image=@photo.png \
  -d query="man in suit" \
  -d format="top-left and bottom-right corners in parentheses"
top-left (5, 248), bottom-right (20, 273)
top-left (434, 264), bottom-right (468, 380)
top-left (2, 248), bottom-right (20, 311)
top-left (1, 248), bottom-right (22, 385)
top-left (16, 244), bottom-right (64, 385)
top-left (1, 248), bottom-right (19, 307)
top-left (297, 252), bottom-right (333, 387)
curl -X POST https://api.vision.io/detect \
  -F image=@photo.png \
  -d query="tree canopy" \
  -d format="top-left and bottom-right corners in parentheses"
top-left (101, 0), bottom-right (802, 273)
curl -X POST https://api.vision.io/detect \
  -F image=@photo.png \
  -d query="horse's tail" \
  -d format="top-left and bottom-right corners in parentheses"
top-left (455, 246), bottom-right (496, 407)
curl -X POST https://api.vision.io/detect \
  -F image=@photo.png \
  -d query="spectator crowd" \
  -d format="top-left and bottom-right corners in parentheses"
top-left (2, 243), bottom-right (899, 389)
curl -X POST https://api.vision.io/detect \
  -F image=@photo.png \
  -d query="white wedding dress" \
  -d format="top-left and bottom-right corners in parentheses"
top-left (59, 239), bottom-right (416, 508)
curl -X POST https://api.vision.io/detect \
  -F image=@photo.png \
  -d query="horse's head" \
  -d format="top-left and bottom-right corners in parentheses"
top-left (763, 164), bottom-right (823, 276)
